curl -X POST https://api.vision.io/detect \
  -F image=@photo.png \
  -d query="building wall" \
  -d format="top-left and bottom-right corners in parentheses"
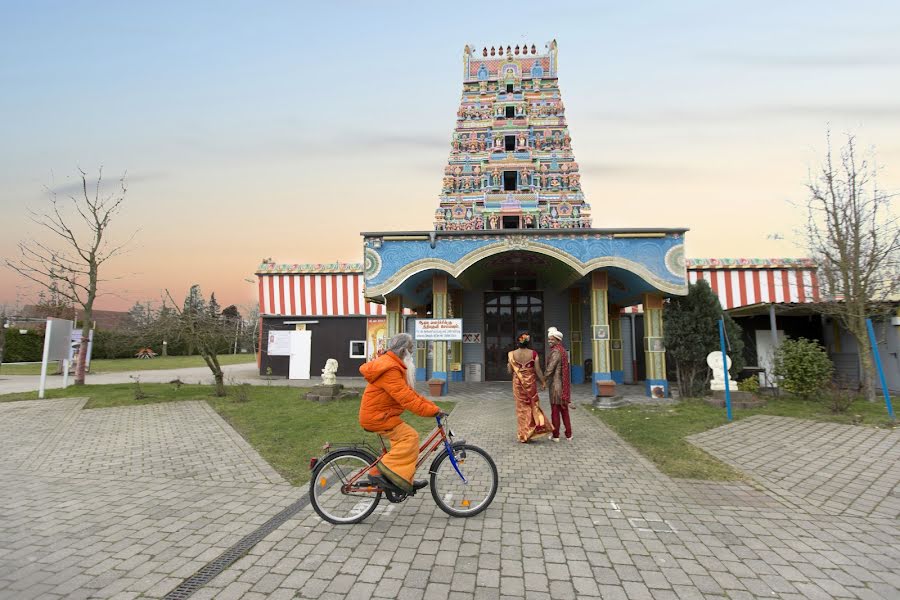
top-left (461, 290), bottom-right (484, 374)
top-left (260, 317), bottom-right (367, 379)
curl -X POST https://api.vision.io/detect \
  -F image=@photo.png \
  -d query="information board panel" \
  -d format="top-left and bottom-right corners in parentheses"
top-left (414, 319), bottom-right (463, 341)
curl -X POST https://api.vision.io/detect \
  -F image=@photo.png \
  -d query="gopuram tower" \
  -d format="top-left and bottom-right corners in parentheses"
top-left (434, 40), bottom-right (591, 231)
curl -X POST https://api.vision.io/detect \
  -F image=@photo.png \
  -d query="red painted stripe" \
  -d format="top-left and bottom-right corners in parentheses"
top-left (781, 270), bottom-right (791, 303)
top-left (694, 270), bottom-right (704, 281)
top-left (257, 277), bottom-right (264, 314)
top-left (353, 275), bottom-right (361, 314)
top-left (810, 271), bottom-right (821, 301)
top-left (724, 272), bottom-right (734, 309)
top-left (310, 275), bottom-right (318, 316)
top-left (278, 275), bottom-right (286, 315)
top-left (331, 274), bottom-right (339, 316)
top-left (766, 270), bottom-right (776, 302)
top-left (288, 275), bottom-right (296, 315)
top-left (341, 275), bottom-right (350, 316)
top-left (267, 276), bottom-right (276, 315)
top-left (796, 271), bottom-right (806, 303)
top-left (738, 271), bottom-right (748, 307)
top-left (708, 271), bottom-right (718, 294)
top-left (752, 270), bottom-right (761, 304)
top-left (297, 275), bottom-right (306, 315)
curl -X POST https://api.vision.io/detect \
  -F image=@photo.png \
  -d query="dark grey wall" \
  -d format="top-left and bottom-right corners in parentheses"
top-left (260, 317), bottom-right (367, 378)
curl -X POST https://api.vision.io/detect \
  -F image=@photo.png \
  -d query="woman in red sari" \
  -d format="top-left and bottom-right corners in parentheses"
top-left (507, 332), bottom-right (552, 443)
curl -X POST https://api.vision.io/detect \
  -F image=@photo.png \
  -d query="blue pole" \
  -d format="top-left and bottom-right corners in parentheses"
top-left (865, 318), bottom-right (895, 420)
top-left (718, 319), bottom-right (732, 421)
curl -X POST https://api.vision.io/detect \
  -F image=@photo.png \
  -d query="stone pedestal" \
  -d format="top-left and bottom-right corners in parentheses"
top-left (593, 395), bottom-right (627, 409)
top-left (596, 380), bottom-right (617, 397)
top-left (306, 384), bottom-right (344, 403)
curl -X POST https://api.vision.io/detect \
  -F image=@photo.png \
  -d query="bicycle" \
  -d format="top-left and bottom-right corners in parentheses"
top-left (308, 414), bottom-right (499, 524)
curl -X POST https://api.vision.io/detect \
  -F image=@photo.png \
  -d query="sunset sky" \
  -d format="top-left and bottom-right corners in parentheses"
top-left (2, 1), bottom-right (899, 312)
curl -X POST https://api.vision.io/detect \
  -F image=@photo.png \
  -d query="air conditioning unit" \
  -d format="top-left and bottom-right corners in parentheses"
top-left (464, 363), bottom-right (482, 382)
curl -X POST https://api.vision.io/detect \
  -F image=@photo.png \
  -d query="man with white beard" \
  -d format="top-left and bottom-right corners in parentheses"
top-left (358, 332), bottom-right (446, 493)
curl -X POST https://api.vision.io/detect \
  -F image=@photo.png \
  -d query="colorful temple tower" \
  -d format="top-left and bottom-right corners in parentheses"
top-left (435, 41), bottom-right (591, 231)
top-left (363, 41), bottom-right (688, 399)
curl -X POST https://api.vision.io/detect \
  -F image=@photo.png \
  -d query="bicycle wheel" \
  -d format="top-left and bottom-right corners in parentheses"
top-left (429, 443), bottom-right (498, 518)
top-left (309, 449), bottom-right (381, 524)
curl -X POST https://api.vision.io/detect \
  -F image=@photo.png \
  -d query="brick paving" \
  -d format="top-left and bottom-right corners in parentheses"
top-left (0, 381), bottom-right (898, 599)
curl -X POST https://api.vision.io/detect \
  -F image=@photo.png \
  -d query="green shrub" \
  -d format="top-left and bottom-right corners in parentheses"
top-left (3, 329), bottom-right (44, 362)
top-left (737, 376), bottom-right (760, 393)
top-left (773, 337), bottom-right (833, 400)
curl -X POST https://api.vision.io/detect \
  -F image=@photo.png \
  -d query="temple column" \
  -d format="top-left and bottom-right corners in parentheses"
top-left (386, 295), bottom-right (404, 338)
top-left (643, 293), bottom-right (668, 397)
top-left (414, 306), bottom-right (428, 382)
top-left (568, 288), bottom-right (584, 384)
top-left (449, 290), bottom-right (463, 382)
top-left (432, 273), bottom-right (449, 394)
top-left (590, 271), bottom-right (613, 396)
top-left (610, 307), bottom-right (624, 384)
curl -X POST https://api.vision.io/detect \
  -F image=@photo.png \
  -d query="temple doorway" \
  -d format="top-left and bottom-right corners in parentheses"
top-left (484, 291), bottom-right (544, 380)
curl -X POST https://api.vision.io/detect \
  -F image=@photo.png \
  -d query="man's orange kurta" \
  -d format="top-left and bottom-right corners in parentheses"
top-left (359, 352), bottom-right (440, 492)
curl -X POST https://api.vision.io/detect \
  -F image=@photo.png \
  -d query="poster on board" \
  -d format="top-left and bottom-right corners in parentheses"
top-left (367, 317), bottom-right (387, 360)
top-left (414, 319), bottom-right (463, 341)
top-left (267, 330), bottom-right (292, 356)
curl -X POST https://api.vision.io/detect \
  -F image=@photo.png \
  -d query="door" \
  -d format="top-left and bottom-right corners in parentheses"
top-left (289, 330), bottom-right (312, 380)
top-left (484, 292), bottom-right (544, 380)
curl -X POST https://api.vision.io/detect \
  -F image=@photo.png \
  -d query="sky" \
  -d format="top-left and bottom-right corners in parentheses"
top-left (1, 1), bottom-right (899, 311)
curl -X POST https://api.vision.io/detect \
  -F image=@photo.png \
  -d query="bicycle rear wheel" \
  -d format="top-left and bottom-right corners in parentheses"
top-left (429, 443), bottom-right (498, 518)
top-left (309, 449), bottom-right (381, 524)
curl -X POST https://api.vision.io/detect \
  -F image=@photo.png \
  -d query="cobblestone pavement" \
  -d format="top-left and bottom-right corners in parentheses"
top-left (1, 384), bottom-right (898, 599)
top-left (689, 416), bottom-right (900, 519)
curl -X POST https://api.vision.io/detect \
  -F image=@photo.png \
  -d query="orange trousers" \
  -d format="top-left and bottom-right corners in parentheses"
top-left (370, 421), bottom-right (420, 493)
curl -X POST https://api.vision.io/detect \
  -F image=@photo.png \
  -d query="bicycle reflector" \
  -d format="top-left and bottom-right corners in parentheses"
top-left (309, 457), bottom-right (318, 471)
top-left (461, 499), bottom-right (471, 507)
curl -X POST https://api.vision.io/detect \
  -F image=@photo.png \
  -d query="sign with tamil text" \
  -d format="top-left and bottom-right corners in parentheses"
top-left (414, 319), bottom-right (463, 341)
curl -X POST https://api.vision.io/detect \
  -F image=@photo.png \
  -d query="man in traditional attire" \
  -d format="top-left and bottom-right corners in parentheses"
top-left (359, 333), bottom-right (444, 493)
top-left (545, 326), bottom-right (573, 441)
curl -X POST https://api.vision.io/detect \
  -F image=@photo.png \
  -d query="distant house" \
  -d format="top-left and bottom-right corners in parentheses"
top-left (17, 305), bottom-right (130, 331)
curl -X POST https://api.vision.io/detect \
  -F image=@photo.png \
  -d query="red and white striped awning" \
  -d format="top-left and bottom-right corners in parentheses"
top-left (259, 273), bottom-right (387, 316)
top-left (689, 268), bottom-right (820, 309)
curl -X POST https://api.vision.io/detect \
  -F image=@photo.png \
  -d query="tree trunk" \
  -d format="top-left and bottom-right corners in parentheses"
top-left (214, 371), bottom-right (225, 397)
top-left (74, 307), bottom-right (92, 385)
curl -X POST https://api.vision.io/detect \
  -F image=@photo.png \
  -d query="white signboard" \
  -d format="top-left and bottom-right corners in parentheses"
top-left (415, 319), bottom-right (463, 341)
top-left (267, 330), bottom-right (291, 356)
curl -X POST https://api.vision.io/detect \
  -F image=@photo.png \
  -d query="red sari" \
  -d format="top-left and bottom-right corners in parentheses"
top-left (509, 350), bottom-right (552, 443)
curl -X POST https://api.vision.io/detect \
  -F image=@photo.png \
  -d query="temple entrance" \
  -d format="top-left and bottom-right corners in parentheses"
top-left (484, 291), bottom-right (544, 380)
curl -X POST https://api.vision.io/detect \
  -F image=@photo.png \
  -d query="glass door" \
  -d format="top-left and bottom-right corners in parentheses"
top-left (484, 292), bottom-right (544, 380)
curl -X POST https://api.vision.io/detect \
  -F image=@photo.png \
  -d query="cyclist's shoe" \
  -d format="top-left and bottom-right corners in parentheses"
top-left (368, 474), bottom-right (401, 491)
top-left (413, 479), bottom-right (429, 491)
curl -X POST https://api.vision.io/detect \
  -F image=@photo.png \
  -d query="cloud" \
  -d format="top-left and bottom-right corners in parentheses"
top-left (44, 171), bottom-right (167, 197)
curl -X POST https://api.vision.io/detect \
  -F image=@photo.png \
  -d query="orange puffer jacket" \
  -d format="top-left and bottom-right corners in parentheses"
top-left (359, 351), bottom-right (440, 432)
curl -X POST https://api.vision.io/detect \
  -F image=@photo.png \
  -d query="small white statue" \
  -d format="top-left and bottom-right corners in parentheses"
top-left (707, 351), bottom-right (737, 392)
top-left (321, 359), bottom-right (338, 385)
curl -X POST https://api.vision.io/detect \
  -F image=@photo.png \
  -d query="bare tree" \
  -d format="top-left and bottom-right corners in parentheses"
top-left (163, 286), bottom-right (232, 397)
top-left (6, 168), bottom-right (134, 385)
top-left (804, 131), bottom-right (900, 400)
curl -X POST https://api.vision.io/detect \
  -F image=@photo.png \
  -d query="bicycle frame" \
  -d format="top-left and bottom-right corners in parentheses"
top-left (338, 415), bottom-right (465, 494)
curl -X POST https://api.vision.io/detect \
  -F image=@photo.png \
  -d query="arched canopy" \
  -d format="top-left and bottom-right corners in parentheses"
top-left (362, 229), bottom-right (688, 306)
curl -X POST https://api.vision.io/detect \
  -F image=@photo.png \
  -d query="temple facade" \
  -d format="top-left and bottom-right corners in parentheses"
top-left (363, 41), bottom-right (687, 398)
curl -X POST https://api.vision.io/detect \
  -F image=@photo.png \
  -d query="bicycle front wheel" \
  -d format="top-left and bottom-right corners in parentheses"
top-left (309, 449), bottom-right (381, 524)
top-left (430, 443), bottom-right (498, 518)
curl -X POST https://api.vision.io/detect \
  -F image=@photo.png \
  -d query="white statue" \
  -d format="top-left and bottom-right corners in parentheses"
top-left (706, 351), bottom-right (737, 392)
top-left (321, 359), bottom-right (338, 385)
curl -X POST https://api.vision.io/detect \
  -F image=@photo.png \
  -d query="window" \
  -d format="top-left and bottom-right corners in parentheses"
top-left (504, 135), bottom-right (515, 151)
top-left (502, 216), bottom-right (520, 229)
top-left (505, 106), bottom-right (515, 119)
top-left (506, 83), bottom-right (514, 93)
top-left (503, 171), bottom-right (517, 191)
top-left (349, 341), bottom-right (366, 358)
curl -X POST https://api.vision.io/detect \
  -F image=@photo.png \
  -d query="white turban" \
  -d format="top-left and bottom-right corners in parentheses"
top-left (548, 327), bottom-right (563, 340)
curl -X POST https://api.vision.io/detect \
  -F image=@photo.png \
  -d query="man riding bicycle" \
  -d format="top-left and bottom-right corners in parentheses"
top-left (359, 332), bottom-right (447, 493)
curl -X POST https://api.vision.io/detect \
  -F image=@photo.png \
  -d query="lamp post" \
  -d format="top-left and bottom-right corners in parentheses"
top-left (162, 340), bottom-right (168, 357)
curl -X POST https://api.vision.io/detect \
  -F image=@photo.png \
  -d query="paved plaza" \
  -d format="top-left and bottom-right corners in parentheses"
top-left (1, 380), bottom-right (898, 599)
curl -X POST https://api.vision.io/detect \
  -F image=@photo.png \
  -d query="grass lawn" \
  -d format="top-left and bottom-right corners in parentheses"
top-left (0, 354), bottom-right (256, 376)
top-left (589, 395), bottom-right (897, 481)
top-left (0, 382), bottom-right (453, 486)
